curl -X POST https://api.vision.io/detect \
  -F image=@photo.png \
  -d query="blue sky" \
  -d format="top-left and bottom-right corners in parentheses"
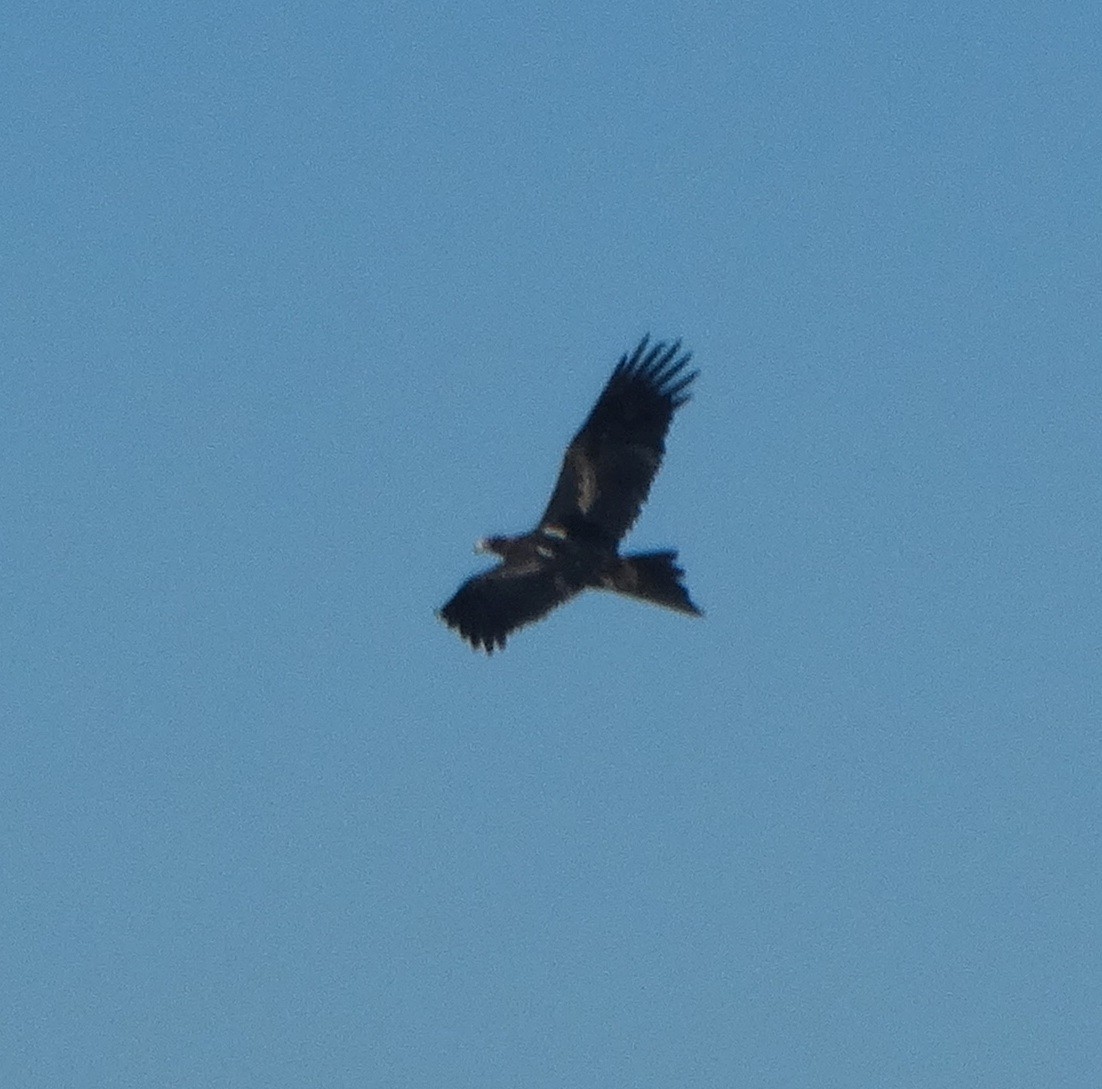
top-left (4, 3), bottom-right (1100, 1086)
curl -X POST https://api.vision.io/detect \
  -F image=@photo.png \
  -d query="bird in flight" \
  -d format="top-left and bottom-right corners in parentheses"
top-left (438, 335), bottom-right (702, 654)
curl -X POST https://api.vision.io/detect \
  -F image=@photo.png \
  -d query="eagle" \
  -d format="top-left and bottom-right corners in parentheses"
top-left (438, 335), bottom-right (702, 653)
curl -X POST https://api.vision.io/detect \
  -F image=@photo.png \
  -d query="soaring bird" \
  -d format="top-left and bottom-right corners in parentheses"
top-left (439, 335), bottom-right (701, 653)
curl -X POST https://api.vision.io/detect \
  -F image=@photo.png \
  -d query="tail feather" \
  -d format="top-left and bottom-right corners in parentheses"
top-left (607, 550), bottom-right (702, 617)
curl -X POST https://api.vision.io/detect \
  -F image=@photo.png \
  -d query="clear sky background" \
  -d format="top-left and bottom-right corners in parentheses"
top-left (4, 3), bottom-right (1100, 1087)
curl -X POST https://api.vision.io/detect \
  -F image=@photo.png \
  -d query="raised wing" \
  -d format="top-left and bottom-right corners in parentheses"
top-left (539, 336), bottom-right (696, 544)
top-left (438, 559), bottom-right (583, 654)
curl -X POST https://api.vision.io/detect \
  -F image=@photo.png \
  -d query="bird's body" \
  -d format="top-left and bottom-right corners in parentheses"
top-left (439, 336), bottom-right (701, 653)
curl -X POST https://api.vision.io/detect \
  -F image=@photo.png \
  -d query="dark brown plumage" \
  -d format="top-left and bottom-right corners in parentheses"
top-left (439, 336), bottom-right (701, 653)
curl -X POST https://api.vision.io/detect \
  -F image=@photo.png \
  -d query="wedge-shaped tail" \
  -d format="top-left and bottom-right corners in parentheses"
top-left (605, 550), bottom-right (702, 616)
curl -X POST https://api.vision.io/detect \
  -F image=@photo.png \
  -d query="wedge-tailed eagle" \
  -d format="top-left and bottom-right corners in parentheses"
top-left (438, 335), bottom-right (701, 653)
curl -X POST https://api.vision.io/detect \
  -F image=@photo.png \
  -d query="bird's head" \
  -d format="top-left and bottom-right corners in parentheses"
top-left (475, 535), bottom-right (510, 557)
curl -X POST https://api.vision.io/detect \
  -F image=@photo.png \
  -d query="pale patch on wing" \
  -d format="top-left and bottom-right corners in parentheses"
top-left (569, 448), bottom-right (598, 514)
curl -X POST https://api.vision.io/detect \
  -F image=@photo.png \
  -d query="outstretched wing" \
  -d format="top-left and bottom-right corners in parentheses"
top-left (539, 336), bottom-right (696, 544)
top-left (438, 559), bottom-right (583, 654)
